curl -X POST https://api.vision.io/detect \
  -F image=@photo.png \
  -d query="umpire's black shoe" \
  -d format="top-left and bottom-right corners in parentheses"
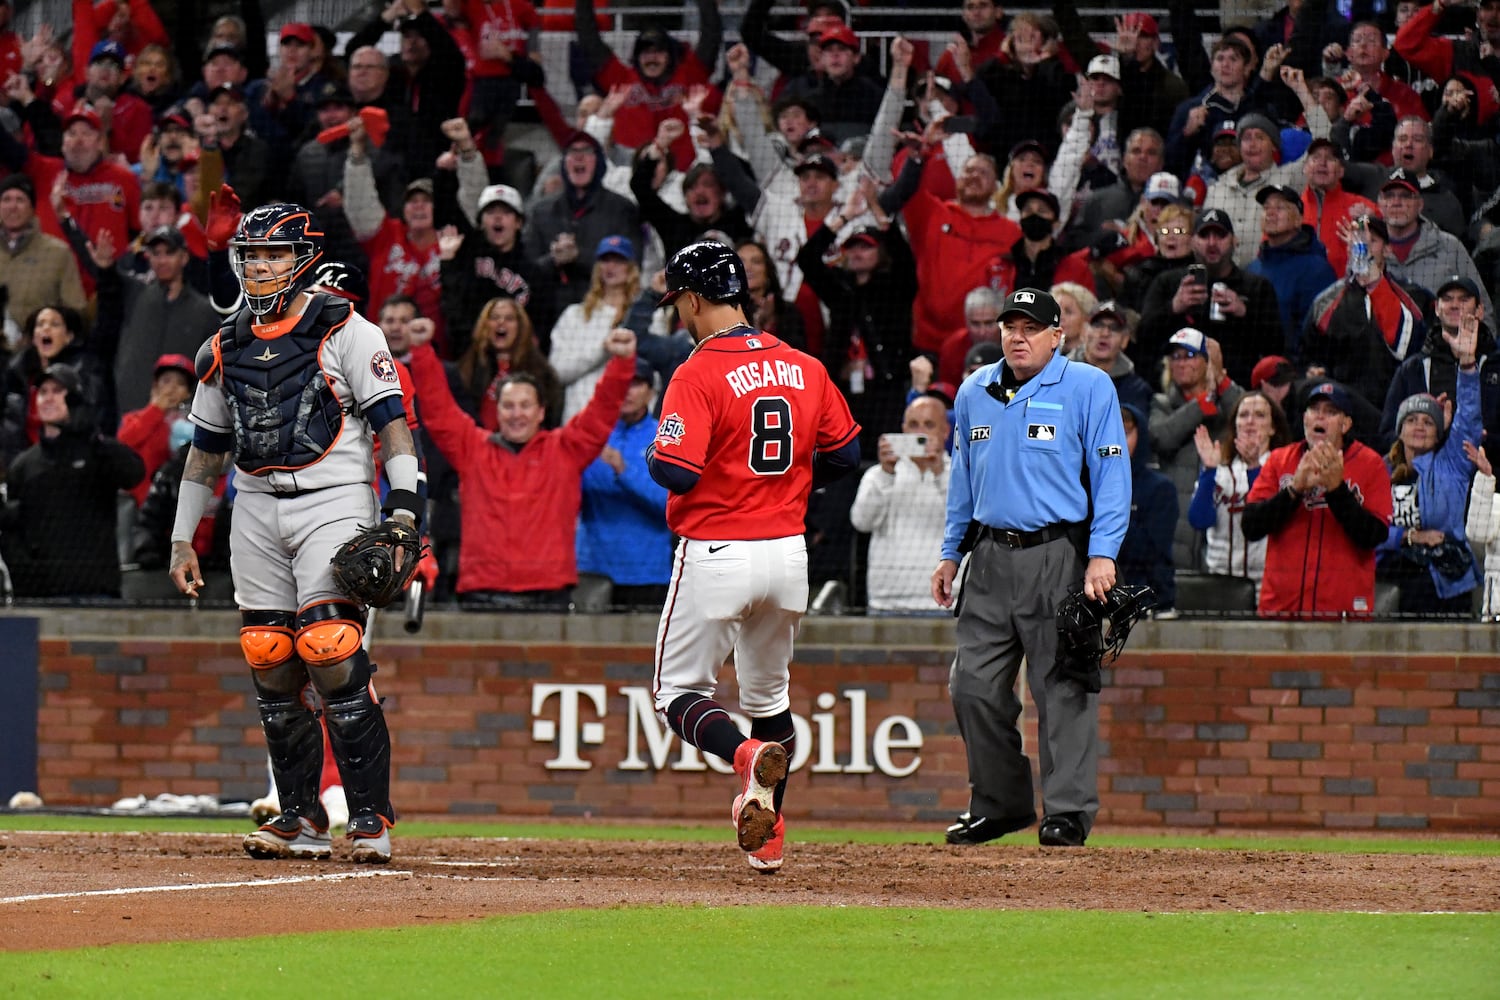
top-left (944, 811), bottom-right (1035, 845)
top-left (1038, 813), bottom-right (1087, 847)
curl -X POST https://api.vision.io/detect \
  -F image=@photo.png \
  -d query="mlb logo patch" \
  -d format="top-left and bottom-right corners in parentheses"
top-left (370, 351), bottom-right (398, 383)
top-left (656, 412), bottom-right (687, 446)
top-left (1013, 290), bottom-right (1035, 304)
top-left (1028, 424), bottom-right (1056, 440)
top-left (970, 425), bottom-right (991, 441)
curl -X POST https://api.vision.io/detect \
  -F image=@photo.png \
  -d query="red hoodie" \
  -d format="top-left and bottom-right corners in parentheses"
top-left (904, 157), bottom-right (1021, 353)
top-left (406, 342), bottom-right (630, 593)
top-left (1246, 438), bottom-right (1392, 619)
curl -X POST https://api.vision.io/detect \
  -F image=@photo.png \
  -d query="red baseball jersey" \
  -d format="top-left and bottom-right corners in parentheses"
top-left (652, 331), bottom-right (859, 541)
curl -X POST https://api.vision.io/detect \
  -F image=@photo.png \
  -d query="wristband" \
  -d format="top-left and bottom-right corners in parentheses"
top-left (384, 453), bottom-right (419, 496)
top-left (171, 481), bottom-right (213, 544)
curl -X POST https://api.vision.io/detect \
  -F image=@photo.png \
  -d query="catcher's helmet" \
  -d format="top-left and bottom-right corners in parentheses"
top-left (228, 203), bottom-right (325, 318)
top-left (1055, 584), bottom-right (1155, 692)
top-left (659, 240), bottom-right (750, 311)
top-left (310, 259), bottom-right (369, 310)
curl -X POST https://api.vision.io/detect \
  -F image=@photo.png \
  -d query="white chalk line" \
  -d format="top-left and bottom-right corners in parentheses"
top-left (1, 869), bottom-right (411, 904)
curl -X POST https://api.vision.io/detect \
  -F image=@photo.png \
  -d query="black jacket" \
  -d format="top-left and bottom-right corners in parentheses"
top-left (795, 222), bottom-right (917, 455)
top-left (1, 426), bottom-right (143, 598)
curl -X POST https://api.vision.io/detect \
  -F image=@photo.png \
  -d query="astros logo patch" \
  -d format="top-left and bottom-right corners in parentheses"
top-left (370, 351), bottom-right (399, 383)
top-left (656, 412), bottom-right (687, 446)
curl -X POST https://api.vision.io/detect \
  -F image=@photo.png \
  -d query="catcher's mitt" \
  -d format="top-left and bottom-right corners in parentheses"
top-left (330, 520), bottom-right (424, 608)
top-left (1055, 583), bottom-right (1155, 693)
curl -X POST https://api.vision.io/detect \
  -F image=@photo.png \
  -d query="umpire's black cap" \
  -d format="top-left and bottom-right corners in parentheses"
top-left (659, 240), bottom-right (750, 308)
top-left (999, 288), bottom-right (1061, 328)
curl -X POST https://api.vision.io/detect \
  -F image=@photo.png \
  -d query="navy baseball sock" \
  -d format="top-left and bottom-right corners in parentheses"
top-left (665, 693), bottom-right (744, 764)
top-left (752, 711), bottom-right (796, 813)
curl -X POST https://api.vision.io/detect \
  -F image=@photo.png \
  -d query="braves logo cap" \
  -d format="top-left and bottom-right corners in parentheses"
top-left (1000, 288), bottom-right (1061, 327)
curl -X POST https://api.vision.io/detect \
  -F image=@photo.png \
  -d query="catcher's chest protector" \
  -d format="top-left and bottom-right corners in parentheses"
top-left (218, 296), bottom-right (351, 475)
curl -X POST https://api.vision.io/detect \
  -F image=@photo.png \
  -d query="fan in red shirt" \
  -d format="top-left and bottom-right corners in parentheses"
top-left (9, 104), bottom-right (141, 297)
top-left (646, 241), bottom-right (859, 875)
top-left (893, 145), bottom-right (1021, 353)
top-left (574, 0), bottom-right (723, 170)
top-left (460, 0), bottom-right (543, 162)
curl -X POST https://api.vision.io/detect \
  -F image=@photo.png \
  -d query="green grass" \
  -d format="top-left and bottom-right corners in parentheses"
top-left (2, 908), bottom-right (1497, 998)
top-left (3, 813), bottom-right (1498, 856)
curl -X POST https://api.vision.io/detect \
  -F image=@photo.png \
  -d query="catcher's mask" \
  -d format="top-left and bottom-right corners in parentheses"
top-left (229, 203), bottom-right (325, 318)
top-left (1055, 584), bottom-right (1155, 692)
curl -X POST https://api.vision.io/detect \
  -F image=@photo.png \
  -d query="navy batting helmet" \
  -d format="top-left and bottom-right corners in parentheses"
top-left (229, 203), bottom-right (325, 318)
top-left (659, 240), bottom-right (750, 310)
top-left (310, 259), bottom-right (369, 311)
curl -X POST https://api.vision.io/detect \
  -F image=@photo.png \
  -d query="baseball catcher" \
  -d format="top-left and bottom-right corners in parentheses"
top-left (1055, 583), bottom-right (1155, 693)
top-left (330, 520), bottom-right (425, 609)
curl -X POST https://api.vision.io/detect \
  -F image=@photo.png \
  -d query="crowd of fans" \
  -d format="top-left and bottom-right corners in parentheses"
top-left (0, 0), bottom-right (1497, 620)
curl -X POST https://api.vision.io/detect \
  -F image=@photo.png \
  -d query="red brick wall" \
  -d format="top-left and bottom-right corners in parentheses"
top-left (29, 616), bottom-right (1500, 831)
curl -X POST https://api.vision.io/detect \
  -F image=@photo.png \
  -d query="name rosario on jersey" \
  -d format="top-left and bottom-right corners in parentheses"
top-left (725, 358), bottom-right (805, 399)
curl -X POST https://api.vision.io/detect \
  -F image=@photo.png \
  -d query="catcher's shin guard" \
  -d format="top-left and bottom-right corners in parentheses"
top-left (319, 649), bottom-right (394, 822)
top-left (250, 673), bottom-right (326, 824)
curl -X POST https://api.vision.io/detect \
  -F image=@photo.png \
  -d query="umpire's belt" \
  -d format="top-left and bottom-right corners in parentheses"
top-left (978, 522), bottom-right (1075, 549)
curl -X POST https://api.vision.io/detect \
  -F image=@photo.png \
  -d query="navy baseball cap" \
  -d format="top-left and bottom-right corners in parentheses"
top-left (89, 40), bottom-right (126, 66)
top-left (999, 288), bottom-right (1061, 327)
top-left (1306, 381), bottom-right (1353, 415)
top-left (595, 234), bottom-right (635, 260)
top-left (1255, 184), bottom-right (1304, 210)
top-left (1196, 208), bottom-right (1234, 236)
top-left (1436, 275), bottom-right (1482, 300)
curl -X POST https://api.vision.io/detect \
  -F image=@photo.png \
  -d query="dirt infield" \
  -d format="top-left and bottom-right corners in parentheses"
top-left (2, 829), bottom-right (1496, 951)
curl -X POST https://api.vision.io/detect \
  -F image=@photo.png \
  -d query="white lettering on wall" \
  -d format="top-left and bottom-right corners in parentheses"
top-left (531, 684), bottom-right (923, 777)
top-left (531, 684), bottom-right (607, 770)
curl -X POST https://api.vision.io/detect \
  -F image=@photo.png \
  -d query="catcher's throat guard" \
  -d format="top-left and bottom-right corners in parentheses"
top-left (1055, 584), bottom-right (1155, 693)
top-left (330, 520), bottom-right (425, 609)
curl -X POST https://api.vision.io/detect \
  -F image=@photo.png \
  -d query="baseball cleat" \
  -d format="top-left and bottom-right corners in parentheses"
top-left (347, 813), bottom-right (393, 864)
top-left (747, 814), bottom-right (785, 873)
top-left (732, 740), bottom-right (788, 853)
top-left (243, 813), bottom-right (332, 860)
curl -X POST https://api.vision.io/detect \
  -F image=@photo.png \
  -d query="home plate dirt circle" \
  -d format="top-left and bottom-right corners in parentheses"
top-left (1, 830), bottom-right (1495, 950)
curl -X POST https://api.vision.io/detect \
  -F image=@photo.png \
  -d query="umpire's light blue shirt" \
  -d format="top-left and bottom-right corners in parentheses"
top-left (941, 348), bottom-right (1132, 563)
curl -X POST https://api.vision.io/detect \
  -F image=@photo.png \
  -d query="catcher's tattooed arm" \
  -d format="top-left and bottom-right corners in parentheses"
top-left (169, 446), bottom-right (233, 596)
top-left (376, 417), bottom-right (420, 528)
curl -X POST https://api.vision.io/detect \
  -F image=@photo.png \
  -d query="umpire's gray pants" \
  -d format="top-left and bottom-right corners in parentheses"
top-left (950, 535), bottom-right (1097, 832)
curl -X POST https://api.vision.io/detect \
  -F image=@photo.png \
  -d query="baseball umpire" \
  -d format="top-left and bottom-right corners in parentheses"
top-left (931, 287), bottom-right (1132, 848)
top-left (169, 204), bottom-right (422, 864)
top-left (648, 241), bottom-right (861, 873)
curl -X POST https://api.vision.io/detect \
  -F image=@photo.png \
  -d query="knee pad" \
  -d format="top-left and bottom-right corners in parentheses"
top-left (240, 610), bottom-right (296, 669)
top-left (295, 601), bottom-right (366, 667)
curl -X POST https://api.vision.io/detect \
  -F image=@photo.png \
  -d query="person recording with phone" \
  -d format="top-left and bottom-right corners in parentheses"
top-left (1137, 208), bottom-right (1282, 386)
top-left (851, 395), bottom-right (950, 615)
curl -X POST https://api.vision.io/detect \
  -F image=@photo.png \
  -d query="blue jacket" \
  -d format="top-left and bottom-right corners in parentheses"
top-left (577, 411), bottom-right (673, 586)
top-left (1247, 225), bottom-right (1337, 355)
top-left (1118, 403), bottom-right (1178, 607)
top-left (1376, 367), bottom-right (1483, 599)
top-left (943, 348), bottom-right (1131, 563)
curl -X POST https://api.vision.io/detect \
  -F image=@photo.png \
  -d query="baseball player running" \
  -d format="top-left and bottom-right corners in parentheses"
top-left (648, 241), bottom-right (861, 873)
top-left (169, 204), bottom-right (422, 864)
